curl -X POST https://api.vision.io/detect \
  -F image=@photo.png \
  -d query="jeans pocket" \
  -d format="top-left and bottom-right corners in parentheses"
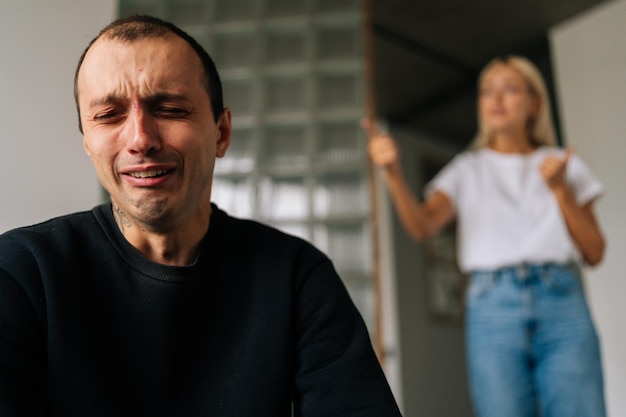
top-left (466, 274), bottom-right (495, 307)
top-left (542, 265), bottom-right (581, 294)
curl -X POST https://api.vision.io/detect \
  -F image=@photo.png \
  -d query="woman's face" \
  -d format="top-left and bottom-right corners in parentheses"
top-left (478, 64), bottom-right (539, 137)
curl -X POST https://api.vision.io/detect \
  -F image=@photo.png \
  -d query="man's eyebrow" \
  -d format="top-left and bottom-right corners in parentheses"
top-left (88, 94), bottom-right (123, 109)
top-left (148, 92), bottom-right (192, 104)
top-left (88, 92), bottom-right (191, 109)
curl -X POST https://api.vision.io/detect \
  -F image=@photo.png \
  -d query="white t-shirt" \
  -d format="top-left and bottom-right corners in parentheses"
top-left (425, 147), bottom-right (604, 273)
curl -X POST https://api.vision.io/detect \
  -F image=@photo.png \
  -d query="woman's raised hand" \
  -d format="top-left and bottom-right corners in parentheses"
top-left (361, 119), bottom-right (400, 169)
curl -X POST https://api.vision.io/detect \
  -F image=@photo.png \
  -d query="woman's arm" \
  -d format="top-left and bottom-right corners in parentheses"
top-left (540, 149), bottom-right (606, 266)
top-left (367, 125), bottom-right (455, 242)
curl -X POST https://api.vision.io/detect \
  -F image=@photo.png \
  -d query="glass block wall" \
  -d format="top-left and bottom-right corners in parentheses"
top-left (118, 0), bottom-right (375, 335)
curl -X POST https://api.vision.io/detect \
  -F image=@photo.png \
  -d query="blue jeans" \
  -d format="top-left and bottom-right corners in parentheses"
top-left (465, 263), bottom-right (606, 417)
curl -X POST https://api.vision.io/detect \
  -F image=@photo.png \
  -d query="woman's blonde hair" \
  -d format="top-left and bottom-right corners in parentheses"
top-left (470, 55), bottom-right (557, 148)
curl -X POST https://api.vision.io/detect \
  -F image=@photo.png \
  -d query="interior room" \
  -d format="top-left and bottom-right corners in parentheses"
top-left (1, 0), bottom-right (624, 415)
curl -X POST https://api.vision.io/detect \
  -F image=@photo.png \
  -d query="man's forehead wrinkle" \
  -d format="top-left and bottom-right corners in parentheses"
top-left (78, 35), bottom-right (208, 112)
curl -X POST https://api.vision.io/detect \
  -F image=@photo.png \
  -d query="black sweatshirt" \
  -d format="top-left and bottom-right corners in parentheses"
top-left (0, 204), bottom-right (401, 416)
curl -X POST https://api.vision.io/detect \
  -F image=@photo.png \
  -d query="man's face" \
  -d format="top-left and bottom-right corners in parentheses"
top-left (77, 35), bottom-right (230, 231)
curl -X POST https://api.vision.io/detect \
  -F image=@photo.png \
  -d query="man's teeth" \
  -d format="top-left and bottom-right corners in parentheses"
top-left (129, 170), bottom-right (168, 178)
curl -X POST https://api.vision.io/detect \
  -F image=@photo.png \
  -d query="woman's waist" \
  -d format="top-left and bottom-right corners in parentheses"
top-left (469, 261), bottom-right (580, 281)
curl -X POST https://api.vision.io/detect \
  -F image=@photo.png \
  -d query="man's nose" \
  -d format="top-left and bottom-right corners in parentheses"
top-left (126, 106), bottom-right (162, 155)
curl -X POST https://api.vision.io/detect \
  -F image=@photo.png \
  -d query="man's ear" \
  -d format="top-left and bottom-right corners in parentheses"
top-left (215, 108), bottom-right (232, 158)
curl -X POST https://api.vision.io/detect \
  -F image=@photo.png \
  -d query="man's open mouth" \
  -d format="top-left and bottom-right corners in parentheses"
top-left (127, 169), bottom-right (171, 179)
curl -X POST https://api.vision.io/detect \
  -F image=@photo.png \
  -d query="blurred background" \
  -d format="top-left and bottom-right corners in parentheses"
top-left (1, 0), bottom-right (624, 415)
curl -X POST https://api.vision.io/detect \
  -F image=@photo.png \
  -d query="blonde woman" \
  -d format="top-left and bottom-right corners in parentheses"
top-left (366, 55), bottom-right (606, 417)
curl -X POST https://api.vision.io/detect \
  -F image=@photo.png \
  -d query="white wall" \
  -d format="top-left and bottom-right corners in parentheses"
top-left (0, 0), bottom-right (117, 233)
top-left (550, 1), bottom-right (626, 416)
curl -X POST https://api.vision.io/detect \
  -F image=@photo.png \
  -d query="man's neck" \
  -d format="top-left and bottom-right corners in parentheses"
top-left (130, 230), bottom-right (206, 266)
top-left (112, 203), bottom-right (211, 266)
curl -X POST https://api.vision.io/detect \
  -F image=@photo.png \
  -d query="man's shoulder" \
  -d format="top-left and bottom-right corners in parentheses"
top-left (0, 208), bottom-right (103, 263)
top-left (211, 205), bottom-right (327, 260)
top-left (0, 208), bottom-right (105, 283)
top-left (2, 209), bottom-right (98, 240)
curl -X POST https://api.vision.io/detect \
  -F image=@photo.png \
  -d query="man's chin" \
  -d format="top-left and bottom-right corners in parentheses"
top-left (128, 198), bottom-right (175, 228)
